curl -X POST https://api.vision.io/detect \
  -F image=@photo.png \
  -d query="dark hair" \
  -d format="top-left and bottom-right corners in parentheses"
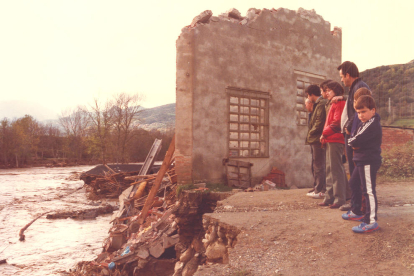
top-left (354, 88), bottom-right (372, 101)
top-left (325, 81), bottom-right (344, 96)
top-left (337, 61), bottom-right (359, 78)
top-left (319, 79), bottom-right (333, 91)
top-left (305, 84), bottom-right (321, 96)
top-left (355, 95), bottom-right (376, 110)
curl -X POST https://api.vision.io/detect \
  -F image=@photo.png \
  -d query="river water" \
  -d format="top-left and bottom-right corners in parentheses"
top-left (0, 166), bottom-right (114, 275)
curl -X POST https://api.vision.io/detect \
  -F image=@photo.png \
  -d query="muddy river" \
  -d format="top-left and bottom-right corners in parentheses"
top-left (0, 166), bottom-right (114, 275)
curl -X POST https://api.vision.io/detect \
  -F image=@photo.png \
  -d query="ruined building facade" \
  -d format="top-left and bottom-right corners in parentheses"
top-left (175, 8), bottom-right (342, 188)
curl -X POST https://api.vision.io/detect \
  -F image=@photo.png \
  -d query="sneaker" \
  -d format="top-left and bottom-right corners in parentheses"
top-left (339, 203), bottom-right (351, 211)
top-left (312, 192), bottom-right (325, 199)
top-left (342, 211), bottom-right (364, 221)
top-left (352, 222), bottom-right (380, 233)
top-left (306, 191), bottom-right (316, 197)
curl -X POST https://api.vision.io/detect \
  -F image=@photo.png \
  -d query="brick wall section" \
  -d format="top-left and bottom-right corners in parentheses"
top-left (175, 155), bottom-right (193, 184)
top-left (382, 126), bottom-right (414, 150)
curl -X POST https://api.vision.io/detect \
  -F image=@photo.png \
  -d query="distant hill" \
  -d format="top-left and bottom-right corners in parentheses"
top-left (138, 103), bottom-right (175, 131)
top-left (361, 60), bottom-right (414, 121)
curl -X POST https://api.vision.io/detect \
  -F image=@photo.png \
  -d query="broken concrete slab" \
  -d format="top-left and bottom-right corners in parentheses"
top-left (149, 241), bottom-right (165, 258)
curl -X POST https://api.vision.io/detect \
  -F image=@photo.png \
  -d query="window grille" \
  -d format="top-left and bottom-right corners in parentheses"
top-left (227, 87), bottom-right (269, 158)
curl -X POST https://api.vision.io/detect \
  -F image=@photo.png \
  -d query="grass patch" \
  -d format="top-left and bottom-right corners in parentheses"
top-left (379, 142), bottom-right (414, 179)
top-left (390, 119), bottom-right (414, 128)
top-left (176, 184), bottom-right (196, 197)
top-left (206, 183), bottom-right (233, 192)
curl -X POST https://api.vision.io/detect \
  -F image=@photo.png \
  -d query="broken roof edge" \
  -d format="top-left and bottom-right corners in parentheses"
top-left (184, 7), bottom-right (342, 35)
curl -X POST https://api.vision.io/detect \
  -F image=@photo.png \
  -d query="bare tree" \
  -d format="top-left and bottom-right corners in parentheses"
top-left (84, 98), bottom-right (114, 164)
top-left (58, 106), bottom-right (90, 161)
top-left (112, 92), bottom-right (144, 163)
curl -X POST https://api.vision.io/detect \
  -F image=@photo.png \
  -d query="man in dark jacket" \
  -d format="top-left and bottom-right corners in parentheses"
top-left (334, 61), bottom-right (370, 211)
top-left (305, 85), bottom-right (327, 198)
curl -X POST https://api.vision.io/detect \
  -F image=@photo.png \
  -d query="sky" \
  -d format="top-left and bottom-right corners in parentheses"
top-left (0, 0), bottom-right (413, 120)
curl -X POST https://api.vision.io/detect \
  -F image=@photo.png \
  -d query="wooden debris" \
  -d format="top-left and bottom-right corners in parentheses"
top-left (138, 135), bottom-right (175, 225)
top-left (104, 164), bottom-right (116, 174)
top-left (46, 204), bottom-right (116, 220)
top-left (19, 211), bottom-right (51, 241)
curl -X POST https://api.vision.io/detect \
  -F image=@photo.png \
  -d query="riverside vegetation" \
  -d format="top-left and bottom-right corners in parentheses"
top-left (0, 92), bottom-right (174, 168)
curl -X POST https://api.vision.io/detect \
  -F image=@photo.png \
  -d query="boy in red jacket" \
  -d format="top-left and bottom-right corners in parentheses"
top-left (319, 81), bottom-right (348, 209)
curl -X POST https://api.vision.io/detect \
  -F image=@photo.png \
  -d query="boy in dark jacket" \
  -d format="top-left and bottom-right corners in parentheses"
top-left (342, 95), bottom-right (382, 233)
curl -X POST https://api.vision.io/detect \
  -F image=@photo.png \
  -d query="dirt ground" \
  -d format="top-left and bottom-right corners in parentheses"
top-left (194, 181), bottom-right (414, 276)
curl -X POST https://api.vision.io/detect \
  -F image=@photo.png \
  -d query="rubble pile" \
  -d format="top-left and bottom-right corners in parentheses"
top-left (71, 164), bottom-right (179, 275)
top-left (70, 172), bottom-right (238, 276)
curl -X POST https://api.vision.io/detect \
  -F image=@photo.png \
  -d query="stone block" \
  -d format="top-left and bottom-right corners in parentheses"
top-left (191, 10), bottom-right (213, 27)
top-left (149, 241), bottom-right (165, 258)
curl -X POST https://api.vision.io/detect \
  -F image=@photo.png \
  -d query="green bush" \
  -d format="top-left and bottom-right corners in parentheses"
top-left (379, 142), bottom-right (414, 179)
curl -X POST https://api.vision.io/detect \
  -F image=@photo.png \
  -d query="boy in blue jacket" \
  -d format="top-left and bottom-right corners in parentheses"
top-left (341, 95), bottom-right (382, 233)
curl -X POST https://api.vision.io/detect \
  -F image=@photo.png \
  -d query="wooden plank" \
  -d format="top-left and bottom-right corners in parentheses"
top-left (127, 139), bottom-right (162, 203)
top-left (104, 164), bottom-right (116, 174)
top-left (138, 135), bottom-right (175, 225)
top-left (138, 139), bottom-right (163, 176)
top-left (226, 159), bottom-right (251, 167)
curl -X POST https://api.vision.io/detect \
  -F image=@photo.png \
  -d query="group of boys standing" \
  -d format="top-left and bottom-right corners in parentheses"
top-left (304, 61), bottom-right (382, 233)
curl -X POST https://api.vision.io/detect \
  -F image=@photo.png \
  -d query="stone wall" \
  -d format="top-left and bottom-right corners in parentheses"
top-left (176, 8), bottom-right (342, 187)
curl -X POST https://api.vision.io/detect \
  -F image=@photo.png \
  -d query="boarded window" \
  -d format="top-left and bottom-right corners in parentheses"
top-left (227, 87), bottom-right (269, 158)
top-left (296, 79), bottom-right (312, 126)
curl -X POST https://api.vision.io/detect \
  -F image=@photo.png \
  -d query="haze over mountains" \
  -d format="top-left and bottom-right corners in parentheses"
top-left (0, 100), bottom-right (58, 121)
top-left (0, 101), bottom-right (176, 131)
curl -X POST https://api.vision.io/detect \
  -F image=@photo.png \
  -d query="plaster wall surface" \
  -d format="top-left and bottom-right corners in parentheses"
top-left (176, 8), bottom-right (342, 187)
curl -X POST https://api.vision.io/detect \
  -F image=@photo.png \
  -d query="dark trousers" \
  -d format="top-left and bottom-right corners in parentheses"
top-left (310, 143), bottom-right (326, 193)
top-left (345, 134), bottom-right (355, 175)
top-left (350, 163), bottom-right (380, 224)
top-left (324, 143), bottom-right (348, 205)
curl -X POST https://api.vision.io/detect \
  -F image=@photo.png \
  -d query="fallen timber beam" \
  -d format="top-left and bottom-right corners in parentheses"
top-left (19, 211), bottom-right (51, 241)
top-left (46, 204), bottom-right (117, 220)
top-left (138, 135), bottom-right (175, 225)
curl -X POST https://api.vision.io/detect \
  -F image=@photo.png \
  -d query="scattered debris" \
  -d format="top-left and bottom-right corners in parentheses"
top-left (262, 167), bottom-right (286, 188)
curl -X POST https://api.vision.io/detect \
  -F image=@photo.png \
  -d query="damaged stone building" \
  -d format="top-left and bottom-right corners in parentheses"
top-left (175, 8), bottom-right (342, 188)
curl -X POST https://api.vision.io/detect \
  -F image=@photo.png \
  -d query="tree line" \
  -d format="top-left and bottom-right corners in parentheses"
top-left (0, 93), bottom-right (174, 168)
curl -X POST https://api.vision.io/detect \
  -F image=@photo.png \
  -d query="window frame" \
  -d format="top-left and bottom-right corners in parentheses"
top-left (226, 87), bottom-right (270, 158)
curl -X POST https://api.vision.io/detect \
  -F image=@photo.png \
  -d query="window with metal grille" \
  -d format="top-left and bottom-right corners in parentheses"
top-left (227, 87), bottom-right (269, 158)
top-left (296, 79), bottom-right (312, 126)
